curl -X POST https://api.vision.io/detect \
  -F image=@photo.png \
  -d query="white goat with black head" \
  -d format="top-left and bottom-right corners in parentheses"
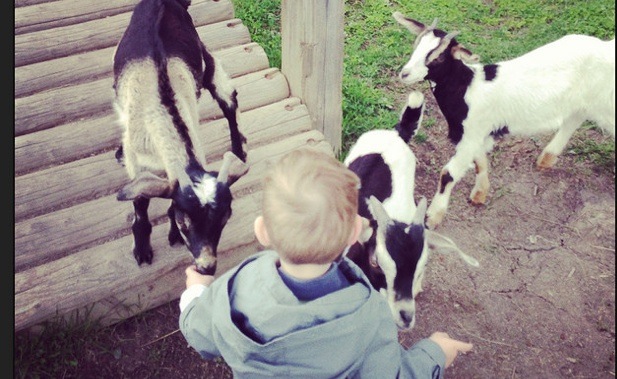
top-left (344, 91), bottom-right (479, 330)
top-left (393, 12), bottom-right (615, 229)
top-left (113, 0), bottom-right (249, 274)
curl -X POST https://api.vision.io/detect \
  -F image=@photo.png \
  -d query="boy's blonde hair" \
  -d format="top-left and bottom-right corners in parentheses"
top-left (262, 148), bottom-right (360, 264)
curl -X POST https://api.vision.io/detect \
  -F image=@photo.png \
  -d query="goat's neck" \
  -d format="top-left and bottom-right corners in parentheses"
top-left (427, 60), bottom-right (476, 144)
top-left (176, 156), bottom-right (208, 188)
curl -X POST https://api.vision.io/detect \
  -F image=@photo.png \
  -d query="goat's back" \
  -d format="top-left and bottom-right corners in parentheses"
top-left (345, 129), bottom-right (417, 223)
top-left (465, 35), bottom-right (615, 135)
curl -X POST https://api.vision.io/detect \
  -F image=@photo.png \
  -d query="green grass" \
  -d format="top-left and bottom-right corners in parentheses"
top-left (235, 0), bottom-right (614, 162)
top-left (15, 310), bottom-right (104, 379)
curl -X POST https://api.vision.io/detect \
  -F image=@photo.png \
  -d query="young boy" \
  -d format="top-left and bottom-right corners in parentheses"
top-left (179, 148), bottom-right (473, 378)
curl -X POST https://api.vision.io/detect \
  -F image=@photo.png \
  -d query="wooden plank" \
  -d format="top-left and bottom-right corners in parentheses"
top-left (15, 125), bottom-right (322, 272)
top-left (15, 130), bottom-right (334, 331)
top-left (16, 98), bottom-right (312, 221)
top-left (15, 0), bottom-right (59, 8)
top-left (15, 66), bottom-right (288, 137)
top-left (15, 0), bottom-right (139, 34)
top-left (281, 0), bottom-right (344, 154)
top-left (15, 114), bottom-right (122, 177)
top-left (15, 2), bottom-right (238, 67)
top-left (15, 77), bottom-right (113, 136)
top-left (15, 27), bottom-right (259, 98)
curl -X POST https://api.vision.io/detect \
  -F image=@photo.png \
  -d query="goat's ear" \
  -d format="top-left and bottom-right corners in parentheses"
top-left (357, 216), bottom-right (374, 244)
top-left (452, 45), bottom-right (480, 63)
top-left (412, 197), bottom-right (428, 225)
top-left (392, 12), bottom-right (425, 35)
top-left (425, 229), bottom-right (480, 267)
top-left (117, 172), bottom-right (174, 200)
top-left (217, 151), bottom-right (249, 186)
top-left (367, 196), bottom-right (391, 229)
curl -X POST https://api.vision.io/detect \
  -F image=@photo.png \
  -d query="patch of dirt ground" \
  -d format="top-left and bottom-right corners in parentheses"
top-left (17, 94), bottom-right (615, 379)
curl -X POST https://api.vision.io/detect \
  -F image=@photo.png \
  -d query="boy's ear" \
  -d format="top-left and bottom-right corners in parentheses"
top-left (254, 216), bottom-right (271, 247)
top-left (347, 215), bottom-right (366, 246)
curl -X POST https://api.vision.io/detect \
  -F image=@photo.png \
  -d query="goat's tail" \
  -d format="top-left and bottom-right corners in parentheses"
top-left (395, 91), bottom-right (425, 144)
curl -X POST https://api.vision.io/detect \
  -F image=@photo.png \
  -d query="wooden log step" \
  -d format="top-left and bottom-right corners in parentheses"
top-left (16, 98), bottom-right (312, 221)
top-left (15, 0), bottom-right (139, 35)
top-left (15, 129), bottom-right (335, 331)
top-left (16, 22), bottom-right (260, 98)
top-left (15, 0), bottom-right (236, 67)
top-left (15, 65), bottom-right (288, 137)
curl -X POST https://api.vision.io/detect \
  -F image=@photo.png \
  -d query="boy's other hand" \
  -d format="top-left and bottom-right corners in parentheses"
top-left (429, 332), bottom-right (473, 368)
top-left (185, 265), bottom-right (215, 288)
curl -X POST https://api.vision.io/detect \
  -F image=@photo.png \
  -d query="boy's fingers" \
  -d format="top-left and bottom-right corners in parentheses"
top-left (456, 341), bottom-right (474, 353)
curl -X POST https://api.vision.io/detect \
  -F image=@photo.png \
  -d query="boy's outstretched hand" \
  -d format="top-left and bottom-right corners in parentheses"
top-left (429, 332), bottom-right (473, 368)
top-left (185, 265), bottom-right (215, 288)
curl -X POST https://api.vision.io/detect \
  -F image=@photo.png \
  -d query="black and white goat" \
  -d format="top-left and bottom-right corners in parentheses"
top-left (344, 91), bottom-right (479, 329)
top-left (113, 0), bottom-right (249, 274)
top-left (393, 13), bottom-right (615, 229)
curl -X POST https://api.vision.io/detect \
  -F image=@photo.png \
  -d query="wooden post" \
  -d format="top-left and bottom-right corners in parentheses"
top-left (281, 0), bottom-right (343, 155)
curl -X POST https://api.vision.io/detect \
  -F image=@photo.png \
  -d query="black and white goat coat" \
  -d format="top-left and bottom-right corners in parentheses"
top-left (344, 91), bottom-right (479, 329)
top-left (113, 0), bottom-right (248, 274)
top-left (393, 13), bottom-right (615, 229)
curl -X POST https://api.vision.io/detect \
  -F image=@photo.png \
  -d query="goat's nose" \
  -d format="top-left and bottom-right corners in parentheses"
top-left (400, 72), bottom-right (409, 79)
top-left (400, 310), bottom-right (414, 325)
top-left (195, 249), bottom-right (217, 275)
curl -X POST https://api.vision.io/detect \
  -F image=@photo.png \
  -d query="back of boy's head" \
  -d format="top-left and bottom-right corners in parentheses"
top-left (262, 148), bottom-right (360, 264)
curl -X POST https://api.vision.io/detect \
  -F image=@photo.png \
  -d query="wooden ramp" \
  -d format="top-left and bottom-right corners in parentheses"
top-left (15, 0), bottom-right (335, 331)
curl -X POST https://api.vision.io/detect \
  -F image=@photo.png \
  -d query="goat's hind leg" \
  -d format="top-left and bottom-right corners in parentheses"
top-left (537, 115), bottom-right (583, 169)
top-left (202, 48), bottom-right (247, 161)
top-left (131, 196), bottom-right (154, 265)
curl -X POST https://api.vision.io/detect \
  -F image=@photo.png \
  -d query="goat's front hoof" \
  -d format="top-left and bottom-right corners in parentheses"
top-left (133, 246), bottom-right (153, 266)
top-left (425, 212), bottom-right (444, 230)
top-left (115, 146), bottom-right (125, 166)
top-left (470, 189), bottom-right (487, 205)
top-left (536, 152), bottom-right (557, 169)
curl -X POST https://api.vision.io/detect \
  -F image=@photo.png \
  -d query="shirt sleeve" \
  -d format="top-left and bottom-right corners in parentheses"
top-left (179, 284), bottom-right (207, 312)
top-left (179, 283), bottom-right (221, 360)
top-left (400, 338), bottom-right (446, 379)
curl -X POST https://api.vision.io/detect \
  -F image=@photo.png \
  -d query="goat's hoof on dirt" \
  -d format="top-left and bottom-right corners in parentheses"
top-left (470, 190), bottom-right (487, 205)
top-left (425, 212), bottom-right (444, 230)
top-left (536, 152), bottom-right (557, 169)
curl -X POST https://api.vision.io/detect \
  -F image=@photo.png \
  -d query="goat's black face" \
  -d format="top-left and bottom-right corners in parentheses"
top-left (173, 178), bottom-right (233, 275)
top-left (376, 221), bottom-right (427, 329)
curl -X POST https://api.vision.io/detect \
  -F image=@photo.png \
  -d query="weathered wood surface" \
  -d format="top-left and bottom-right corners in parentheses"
top-left (281, 0), bottom-right (344, 154)
top-left (15, 0), bottom-right (336, 331)
top-left (15, 0), bottom-right (140, 35)
top-left (15, 0), bottom-right (235, 66)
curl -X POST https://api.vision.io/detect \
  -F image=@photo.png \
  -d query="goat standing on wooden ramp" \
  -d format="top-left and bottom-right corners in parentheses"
top-left (113, 0), bottom-right (249, 274)
top-left (344, 91), bottom-right (479, 330)
top-left (393, 13), bottom-right (615, 229)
